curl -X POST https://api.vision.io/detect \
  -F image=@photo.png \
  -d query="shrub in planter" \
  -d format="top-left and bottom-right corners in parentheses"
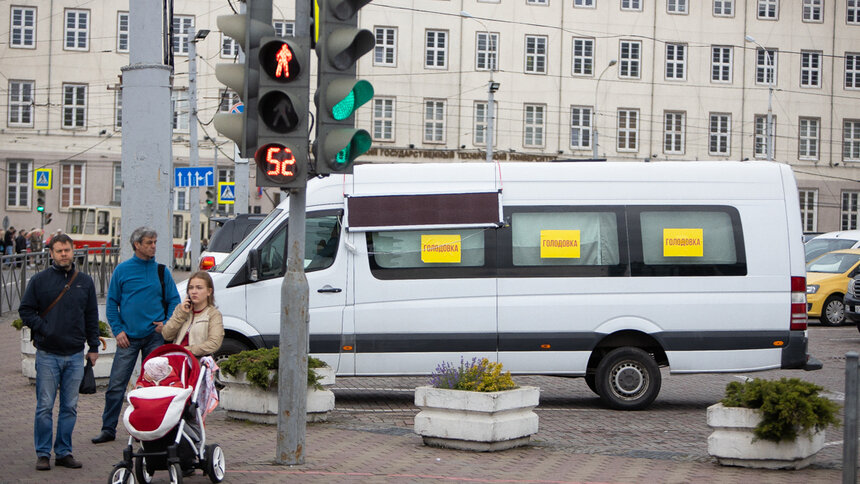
top-left (16, 318), bottom-right (115, 384)
top-left (12, 318), bottom-right (113, 338)
top-left (414, 357), bottom-right (539, 451)
top-left (707, 377), bottom-right (840, 469)
top-left (219, 347), bottom-right (327, 390)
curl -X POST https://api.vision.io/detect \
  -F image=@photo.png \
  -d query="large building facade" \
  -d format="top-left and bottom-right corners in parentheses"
top-left (2, 0), bottom-right (859, 235)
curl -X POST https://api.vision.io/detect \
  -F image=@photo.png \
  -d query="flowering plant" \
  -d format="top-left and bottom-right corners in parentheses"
top-left (429, 357), bottom-right (518, 392)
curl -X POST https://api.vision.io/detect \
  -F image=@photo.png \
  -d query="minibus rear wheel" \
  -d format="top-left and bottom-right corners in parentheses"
top-left (594, 347), bottom-right (661, 410)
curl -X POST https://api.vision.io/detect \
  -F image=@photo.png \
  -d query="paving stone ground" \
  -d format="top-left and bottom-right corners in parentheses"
top-left (0, 306), bottom-right (853, 483)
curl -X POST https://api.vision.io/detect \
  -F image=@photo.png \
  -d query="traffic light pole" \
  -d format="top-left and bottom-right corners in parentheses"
top-left (188, 31), bottom-right (204, 271)
top-left (276, 0), bottom-right (311, 466)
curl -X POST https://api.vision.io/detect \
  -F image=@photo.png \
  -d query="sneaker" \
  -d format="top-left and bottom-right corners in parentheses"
top-left (36, 456), bottom-right (50, 471)
top-left (55, 454), bottom-right (83, 469)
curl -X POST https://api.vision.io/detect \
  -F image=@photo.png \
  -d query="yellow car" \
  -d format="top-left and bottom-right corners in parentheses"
top-left (806, 248), bottom-right (860, 325)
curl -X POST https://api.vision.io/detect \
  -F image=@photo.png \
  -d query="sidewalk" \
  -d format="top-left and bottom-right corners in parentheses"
top-left (0, 308), bottom-right (844, 483)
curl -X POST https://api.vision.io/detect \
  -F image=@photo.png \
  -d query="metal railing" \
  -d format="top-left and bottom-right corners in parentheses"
top-left (0, 246), bottom-right (119, 315)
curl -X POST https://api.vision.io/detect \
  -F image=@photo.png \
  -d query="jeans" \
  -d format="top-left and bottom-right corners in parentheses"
top-left (100, 332), bottom-right (164, 436)
top-left (35, 349), bottom-right (85, 458)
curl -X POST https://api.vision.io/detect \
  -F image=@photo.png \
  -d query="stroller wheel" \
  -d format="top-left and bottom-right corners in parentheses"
top-left (134, 456), bottom-right (153, 484)
top-left (204, 444), bottom-right (226, 483)
top-left (108, 464), bottom-right (136, 484)
top-left (168, 462), bottom-right (183, 484)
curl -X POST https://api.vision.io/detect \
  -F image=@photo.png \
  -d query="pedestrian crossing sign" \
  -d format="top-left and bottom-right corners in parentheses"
top-left (217, 182), bottom-right (235, 205)
top-left (34, 169), bottom-right (52, 189)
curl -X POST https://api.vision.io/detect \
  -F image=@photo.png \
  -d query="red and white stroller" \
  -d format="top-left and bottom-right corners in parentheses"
top-left (108, 344), bottom-right (225, 484)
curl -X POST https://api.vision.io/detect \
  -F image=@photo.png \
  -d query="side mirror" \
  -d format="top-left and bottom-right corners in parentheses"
top-left (247, 248), bottom-right (261, 282)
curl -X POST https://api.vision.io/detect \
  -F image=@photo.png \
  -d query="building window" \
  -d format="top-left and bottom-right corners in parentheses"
top-left (113, 164), bottom-right (122, 203)
top-left (274, 21), bottom-right (294, 37)
top-left (754, 115), bottom-right (776, 158)
top-left (709, 113), bottom-right (731, 155)
top-left (663, 112), bottom-right (685, 154)
top-left (372, 97), bottom-right (394, 141)
top-left (622, 0), bottom-right (643, 11)
top-left (425, 30), bottom-right (447, 69)
top-left (476, 32), bottom-right (499, 71)
top-left (665, 43), bottom-right (687, 80)
top-left (801, 51), bottom-right (822, 88)
top-left (172, 90), bottom-right (188, 132)
top-left (62, 84), bottom-right (87, 129)
top-left (799, 189), bottom-right (818, 232)
top-left (842, 191), bottom-right (859, 230)
top-left (221, 34), bottom-right (238, 58)
top-left (6, 161), bottom-right (31, 208)
top-left (175, 188), bottom-right (189, 211)
top-left (570, 106), bottom-right (592, 150)
top-left (755, 48), bottom-right (777, 85)
top-left (524, 104), bottom-right (545, 148)
top-left (474, 101), bottom-right (496, 146)
top-left (61, 163), bottom-right (85, 209)
top-left (713, 0), bottom-right (734, 16)
top-left (667, 0), bottom-right (688, 14)
top-left (64, 9), bottom-right (89, 51)
top-left (802, 0), bottom-right (823, 22)
top-left (115, 90), bottom-right (122, 129)
top-left (711, 46), bottom-right (732, 82)
top-left (219, 89), bottom-right (240, 112)
top-left (527, 0), bottom-right (548, 4)
top-left (845, 120), bottom-right (860, 162)
top-left (799, 117), bottom-right (820, 160)
top-left (172, 15), bottom-right (194, 56)
top-left (374, 27), bottom-right (397, 66)
top-left (10, 6), bottom-right (36, 48)
top-left (424, 100), bottom-right (445, 143)
top-left (8, 80), bottom-right (34, 127)
top-left (572, 38), bottom-right (594, 76)
top-left (619, 41), bottom-right (641, 79)
top-left (850, 0), bottom-right (860, 23)
top-left (757, 0), bottom-right (778, 19)
top-left (847, 53), bottom-right (860, 89)
top-left (617, 109), bottom-right (639, 151)
top-left (525, 36), bottom-right (547, 74)
top-left (117, 12), bottom-right (129, 52)
top-left (574, 0), bottom-right (595, 7)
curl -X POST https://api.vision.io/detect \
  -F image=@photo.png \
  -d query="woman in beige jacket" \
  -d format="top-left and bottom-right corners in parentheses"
top-left (158, 271), bottom-right (224, 357)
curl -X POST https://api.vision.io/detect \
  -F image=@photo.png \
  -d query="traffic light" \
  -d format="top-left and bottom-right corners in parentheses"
top-left (36, 190), bottom-right (46, 212)
top-left (45, 213), bottom-right (52, 225)
top-left (205, 188), bottom-right (216, 216)
top-left (313, 0), bottom-right (375, 175)
top-left (253, 34), bottom-right (309, 188)
top-left (213, 2), bottom-right (276, 158)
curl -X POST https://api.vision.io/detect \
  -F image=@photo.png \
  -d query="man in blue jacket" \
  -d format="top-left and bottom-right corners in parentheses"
top-left (19, 233), bottom-right (99, 471)
top-left (92, 227), bottom-right (181, 444)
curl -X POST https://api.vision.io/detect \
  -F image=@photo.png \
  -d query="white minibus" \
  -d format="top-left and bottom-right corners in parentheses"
top-left (196, 161), bottom-right (820, 410)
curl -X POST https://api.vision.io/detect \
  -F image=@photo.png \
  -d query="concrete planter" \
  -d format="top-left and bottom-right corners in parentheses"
top-left (220, 366), bottom-right (336, 423)
top-left (21, 327), bottom-right (116, 386)
top-left (413, 386), bottom-right (540, 451)
top-left (707, 403), bottom-right (825, 470)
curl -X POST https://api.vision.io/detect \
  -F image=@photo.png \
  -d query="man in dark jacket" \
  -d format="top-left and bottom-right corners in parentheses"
top-left (19, 233), bottom-right (99, 471)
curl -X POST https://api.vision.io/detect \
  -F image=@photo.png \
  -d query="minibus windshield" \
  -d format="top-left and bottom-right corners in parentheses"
top-left (213, 209), bottom-right (283, 272)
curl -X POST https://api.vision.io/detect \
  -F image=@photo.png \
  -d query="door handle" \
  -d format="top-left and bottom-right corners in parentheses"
top-left (317, 286), bottom-right (342, 293)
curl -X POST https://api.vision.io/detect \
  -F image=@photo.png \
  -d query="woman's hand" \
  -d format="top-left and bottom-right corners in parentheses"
top-left (181, 297), bottom-right (192, 312)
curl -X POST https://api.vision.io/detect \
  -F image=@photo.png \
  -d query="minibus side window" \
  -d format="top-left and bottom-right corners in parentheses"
top-left (629, 206), bottom-right (747, 276)
top-left (366, 228), bottom-right (492, 279)
top-left (256, 214), bottom-right (341, 280)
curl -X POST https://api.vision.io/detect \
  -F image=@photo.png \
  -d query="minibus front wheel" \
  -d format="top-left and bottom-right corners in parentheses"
top-left (594, 347), bottom-right (661, 410)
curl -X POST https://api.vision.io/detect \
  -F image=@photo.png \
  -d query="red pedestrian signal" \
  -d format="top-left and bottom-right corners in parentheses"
top-left (260, 40), bottom-right (301, 82)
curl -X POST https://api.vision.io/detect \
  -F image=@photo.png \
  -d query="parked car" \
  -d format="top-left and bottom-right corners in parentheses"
top-left (802, 232), bottom-right (823, 243)
top-left (804, 230), bottom-right (860, 262)
top-left (844, 276), bottom-right (860, 328)
top-left (806, 249), bottom-right (860, 325)
top-left (199, 214), bottom-right (266, 270)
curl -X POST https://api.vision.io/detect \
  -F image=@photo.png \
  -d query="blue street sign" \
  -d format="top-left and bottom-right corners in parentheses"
top-left (231, 103), bottom-right (244, 114)
top-left (217, 182), bottom-right (236, 204)
top-left (174, 167), bottom-right (215, 187)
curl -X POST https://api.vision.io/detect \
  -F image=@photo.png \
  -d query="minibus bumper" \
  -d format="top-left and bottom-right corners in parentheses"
top-left (781, 330), bottom-right (823, 371)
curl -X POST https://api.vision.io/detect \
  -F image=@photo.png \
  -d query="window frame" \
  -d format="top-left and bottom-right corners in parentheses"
top-left (799, 189), bottom-right (818, 232)
top-left (523, 104), bottom-right (546, 148)
top-left (60, 162), bottom-right (85, 210)
top-left (6, 160), bottom-right (31, 209)
top-left (708, 113), bottom-right (731, 156)
top-left (846, 53), bottom-right (860, 90)
top-left (663, 111), bottom-right (686, 155)
top-left (372, 97), bottom-right (395, 142)
top-left (798, 117), bottom-right (820, 161)
top-left (711, 45), bottom-right (733, 83)
top-left (117, 11), bottom-right (129, 53)
top-left (373, 27), bottom-right (397, 67)
top-left (619, 40), bottom-right (642, 79)
top-left (476, 32), bottom-right (500, 71)
top-left (425, 29), bottom-right (448, 69)
top-left (274, 20), bottom-right (295, 37)
top-left (171, 90), bottom-right (189, 132)
top-left (667, 0), bottom-right (689, 14)
top-left (64, 9), bottom-right (89, 51)
top-left (665, 43), bottom-right (687, 81)
top-left (842, 191), bottom-right (860, 230)
top-left (62, 83), bottom-right (87, 130)
top-left (755, 48), bottom-right (777, 86)
top-left (757, 0), bottom-right (779, 20)
top-left (524, 35), bottom-right (548, 74)
top-left (802, 0), bottom-right (824, 22)
top-left (570, 106), bottom-right (593, 150)
top-left (754, 115), bottom-right (776, 158)
top-left (713, 0), bottom-right (734, 17)
top-left (621, 0), bottom-right (643, 11)
top-left (221, 34), bottom-right (238, 58)
top-left (8, 79), bottom-right (34, 128)
top-left (474, 101), bottom-right (497, 147)
top-left (11, 6), bottom-right (37, 49)
top-left (573, 0), bottom-right (595, 7)
top-left (423, 99), bottom-right (446, 144)
top-left (115, 89), bottom-right (122, 129)
top-left (617, 108), bottom-right (640, 152)
top-left (572, 37), bottom-right (594, 76)
top-left (850, 0), bottom-right (860, 24)
top-left (172, 15), bottom-right (194, 56)
top-left (800, 51), bottom-right (822, 88)
top-left (845, 119), bottom-right (860, 162)
top-left (112, 163), bottom-right (122, 204)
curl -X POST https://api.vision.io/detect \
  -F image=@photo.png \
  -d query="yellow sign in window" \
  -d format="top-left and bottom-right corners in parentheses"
top-left (663, 228), bottom-right (704, 257)
top-left (540, 230), bottom-right (581, 258)
top-left (421, 234), bottom-right (461, 263)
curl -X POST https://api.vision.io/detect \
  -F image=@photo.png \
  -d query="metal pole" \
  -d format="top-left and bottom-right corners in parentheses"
top-left (486, 82), bottom-right (494, 163)
top-left (188, 32), bottom-right (201, 271)
top-left (844, 351), bottom-right (858, 484)
top-left (276, 0), bottom-right (311, 466)
top-left (593, 60), bottom-right (617, 160)
top-left (766, 84), bottom-right (774, 162)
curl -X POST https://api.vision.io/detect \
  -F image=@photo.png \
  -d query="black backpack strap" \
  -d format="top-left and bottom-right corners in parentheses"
top-left (158, 263), bottom-right (167, 320)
